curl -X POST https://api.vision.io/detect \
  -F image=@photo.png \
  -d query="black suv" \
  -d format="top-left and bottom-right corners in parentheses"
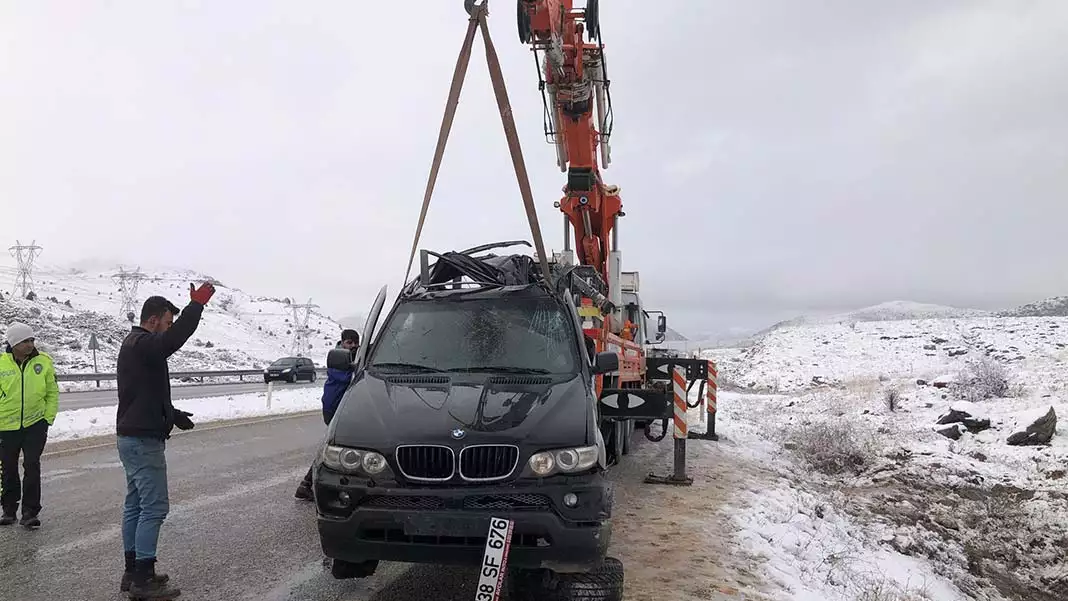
top-left (263, 356), bottom-right (317, 383)
top-left (313, 244), bottom-right (624, 599)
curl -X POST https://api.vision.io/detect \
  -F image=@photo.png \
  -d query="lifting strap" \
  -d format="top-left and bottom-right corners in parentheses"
top-left (403, 0), bottom-right (552, 284)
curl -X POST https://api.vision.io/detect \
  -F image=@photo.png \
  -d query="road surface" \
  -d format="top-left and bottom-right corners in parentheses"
top-left (59, 381), bottom-right (318, 412)
top-left (0, 414), bottom-right (761, 601)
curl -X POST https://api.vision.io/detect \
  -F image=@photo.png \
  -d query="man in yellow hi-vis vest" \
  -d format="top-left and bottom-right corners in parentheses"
top-left (0, 322), bottom-right (59, 529)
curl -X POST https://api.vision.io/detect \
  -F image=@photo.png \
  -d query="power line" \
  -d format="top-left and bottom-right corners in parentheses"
top-left (9, 240), bottom-right (43, 298)
top-left (288, 298), bottom-right (319, 357)
top-left (112, 266), bottom-right (147, 322)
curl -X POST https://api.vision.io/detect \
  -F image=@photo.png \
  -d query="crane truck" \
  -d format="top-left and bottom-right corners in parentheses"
top-left (311, 3), bottom-right (712, 600)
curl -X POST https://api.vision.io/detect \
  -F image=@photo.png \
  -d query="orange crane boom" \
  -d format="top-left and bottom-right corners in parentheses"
top-left (518, 0), bottom-right (618, 286)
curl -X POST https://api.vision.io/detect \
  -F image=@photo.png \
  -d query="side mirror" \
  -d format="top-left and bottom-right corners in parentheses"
top-left (657, 315), bottom-right (667, 334)
top-left (592, 351), bottom-right (619, 375)
top-left (327, 348), bottom-right (355, 371)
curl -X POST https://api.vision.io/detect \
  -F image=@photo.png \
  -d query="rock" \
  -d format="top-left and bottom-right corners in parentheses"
top-left (963, 418), bottom-right (991, 433)
top-left (937, 424), bottom-right (964, 440)
top-left (937, 408), bottom-right (972, 425)
top-left (969, 451), bottom-right (988, 462)
top-left (1046, 469), bottom-right (1066, 480)
top-left (923, 344), bottom-right (937, 350)
top-left (933, 381), bottom-right (951, 389)
top-left (937, 402), bottom-right (992, 434)
top-left (947, 348), bottom-right (968, 357)
top-left (932, 337), bottom-right (949, 344)
top-left (1007, 406), bottom-right (1058, 446)
top-left (916, 379), bottom-right (928, 386)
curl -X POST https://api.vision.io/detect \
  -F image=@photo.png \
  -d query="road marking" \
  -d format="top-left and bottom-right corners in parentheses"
top-left (41, 411), bottom-right (319, 458)
top-left (36, 467), bottom-right (307, 560)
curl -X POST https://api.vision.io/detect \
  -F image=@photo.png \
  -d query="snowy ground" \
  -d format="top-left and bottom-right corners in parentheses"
top-left (0, 260), bottom-right (345, 374)
top-left (48, 386), bottom-right (322, 442)
top-left (689, 311), bottom-right (1067, 601)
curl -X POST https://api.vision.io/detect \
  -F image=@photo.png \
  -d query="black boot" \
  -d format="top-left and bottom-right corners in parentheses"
top-left (0, 511), bottom-right (15, 526)
top-left (127, 558), bottom-right (180, 600)
top-left (19, 511), bottom-right (40, 529)
top-left (121, 552), bottom-right (172, 592)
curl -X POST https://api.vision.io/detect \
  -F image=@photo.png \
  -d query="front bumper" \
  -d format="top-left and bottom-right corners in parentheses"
top-left (314, 468), bottom-right (613, 572)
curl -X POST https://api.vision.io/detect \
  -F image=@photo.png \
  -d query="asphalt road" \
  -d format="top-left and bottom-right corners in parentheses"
top-left (60, 381), bottom-right (319, 412)
top-left (0, 414), bottom-right (507, 601)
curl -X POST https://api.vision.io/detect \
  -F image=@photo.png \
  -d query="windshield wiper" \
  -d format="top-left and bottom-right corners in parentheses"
top-left (370, 362), bottom-right (443, 373)
top-left (447, 366), bottom-right (552, 374)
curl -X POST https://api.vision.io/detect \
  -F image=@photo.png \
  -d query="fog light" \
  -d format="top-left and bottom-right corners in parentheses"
top-left (338, 491), bottom-right (351, 507)
top-left (563, 493), bottom-right (578, 508)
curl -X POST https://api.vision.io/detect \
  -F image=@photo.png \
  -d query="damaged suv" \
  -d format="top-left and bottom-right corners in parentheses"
top-left (312, 242), bottom-right (624, 599)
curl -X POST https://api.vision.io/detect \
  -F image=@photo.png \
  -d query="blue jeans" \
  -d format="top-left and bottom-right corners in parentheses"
top-left (116, 436), bottom-right (169, 561)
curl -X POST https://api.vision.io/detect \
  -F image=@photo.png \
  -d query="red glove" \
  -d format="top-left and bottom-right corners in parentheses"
top-left (190, 282), bottom-right (216, 305)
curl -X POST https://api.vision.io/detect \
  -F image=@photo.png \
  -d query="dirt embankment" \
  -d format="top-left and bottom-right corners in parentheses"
top-left (608, 433), bottom-right (781, 601)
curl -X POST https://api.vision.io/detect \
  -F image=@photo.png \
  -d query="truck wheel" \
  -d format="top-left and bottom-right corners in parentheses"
top-left (330, 558), bottom-right (378, 579)
top-left (521, 557), bottom-right (624, 601)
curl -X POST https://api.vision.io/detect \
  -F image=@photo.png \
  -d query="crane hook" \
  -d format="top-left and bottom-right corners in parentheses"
top-left (464, 0), bottom-right (488, 16)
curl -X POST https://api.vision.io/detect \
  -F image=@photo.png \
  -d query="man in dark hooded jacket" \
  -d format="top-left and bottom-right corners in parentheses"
top-left (294, 328), bottom-right (359, 501)
top-left (115, 283), bottom-right (215, 600)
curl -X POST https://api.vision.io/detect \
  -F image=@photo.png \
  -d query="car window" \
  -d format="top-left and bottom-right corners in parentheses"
top-left (270, 358), bottom-right (298, 367)
top-left (369, 296), bottom-right (580, 374)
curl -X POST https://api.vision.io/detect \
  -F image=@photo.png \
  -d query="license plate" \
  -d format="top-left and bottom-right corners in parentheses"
top-left (402, 515), bottom-right (485, 537)
top-left (474, 517), bottom-right (514, 601)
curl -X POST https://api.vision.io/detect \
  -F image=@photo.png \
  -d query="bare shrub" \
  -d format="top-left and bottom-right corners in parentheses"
top-left (786, 420), bottom-right (879, 475)
top-left (956, 356), bottom-right (1018, 402)
top-left (884, 387), bottom-right (900, 412)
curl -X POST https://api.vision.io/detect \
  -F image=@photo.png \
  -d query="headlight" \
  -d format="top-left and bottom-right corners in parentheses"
top-left (362, 452), bottom-right (388, 474)
top-left (322, 444), bottom-right (389, 476)
top-left (528, 445), bottom-right (599, 477)
top-left (282, 368), bottom-right (292, 373)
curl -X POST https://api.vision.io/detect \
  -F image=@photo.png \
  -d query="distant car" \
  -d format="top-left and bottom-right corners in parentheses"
top-left (264, 357), bottom-right (317, 383)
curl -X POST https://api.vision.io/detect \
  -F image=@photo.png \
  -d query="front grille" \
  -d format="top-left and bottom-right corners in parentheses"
top-left (458, 445), bottom-right (519, 481)
top-left (360, 495), bottom-right (445, 510)
top-left (463, 493), bottom-right (550, 511)
top-left (395, 445), bottom-right (455, 481)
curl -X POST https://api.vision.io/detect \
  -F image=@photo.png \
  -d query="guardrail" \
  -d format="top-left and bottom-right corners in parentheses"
top-left (57, 367), bottom-right (329, 385)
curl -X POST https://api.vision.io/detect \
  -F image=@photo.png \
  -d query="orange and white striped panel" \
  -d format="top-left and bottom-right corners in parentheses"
top-left (673, 366), bottom-right (688, 438)
top-left (706, 360), bottom-right (718, 414)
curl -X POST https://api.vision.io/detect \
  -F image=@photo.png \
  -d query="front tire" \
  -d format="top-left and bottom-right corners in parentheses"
top-left (330, 558), bottom-right (378, 579)
top-left (509, 557), bottom-right (624, 601)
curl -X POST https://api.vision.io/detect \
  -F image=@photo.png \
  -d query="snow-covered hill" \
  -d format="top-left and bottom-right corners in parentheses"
top-left (708, 312), bottom-right (1067, 394)
top-left (0, 262), bottom-right (343, 375)
top-left (700, 302), bottom-right (1066, 600)
top-left (1002, 295), bottom-right (1068, 317)
top-left (762, 300), bottom-right (991, 332)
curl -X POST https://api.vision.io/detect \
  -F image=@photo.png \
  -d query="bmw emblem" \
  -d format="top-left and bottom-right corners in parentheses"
top-left (451, 428), bottom-right (466, 440)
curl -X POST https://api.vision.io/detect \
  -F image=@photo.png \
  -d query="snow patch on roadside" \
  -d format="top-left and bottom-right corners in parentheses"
top-left (48, 387), bottom-right (322, 442)
top-left (690, 393), bottom-right (969, 601)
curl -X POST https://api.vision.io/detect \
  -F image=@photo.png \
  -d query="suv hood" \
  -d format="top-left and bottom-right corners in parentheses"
top-left (331, 372), bottom-right (592, 450)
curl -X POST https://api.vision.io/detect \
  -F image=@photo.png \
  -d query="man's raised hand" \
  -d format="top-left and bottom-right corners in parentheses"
top-left (190, 282), bottom-right (216, 305)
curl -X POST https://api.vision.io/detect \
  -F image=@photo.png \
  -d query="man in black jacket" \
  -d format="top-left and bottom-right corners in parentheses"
top-left (115, 283), bottom-right (214, 600)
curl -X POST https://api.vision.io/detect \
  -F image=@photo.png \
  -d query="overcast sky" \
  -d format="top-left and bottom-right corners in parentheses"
top-left (3, 1), bottom-right (1066, 336)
